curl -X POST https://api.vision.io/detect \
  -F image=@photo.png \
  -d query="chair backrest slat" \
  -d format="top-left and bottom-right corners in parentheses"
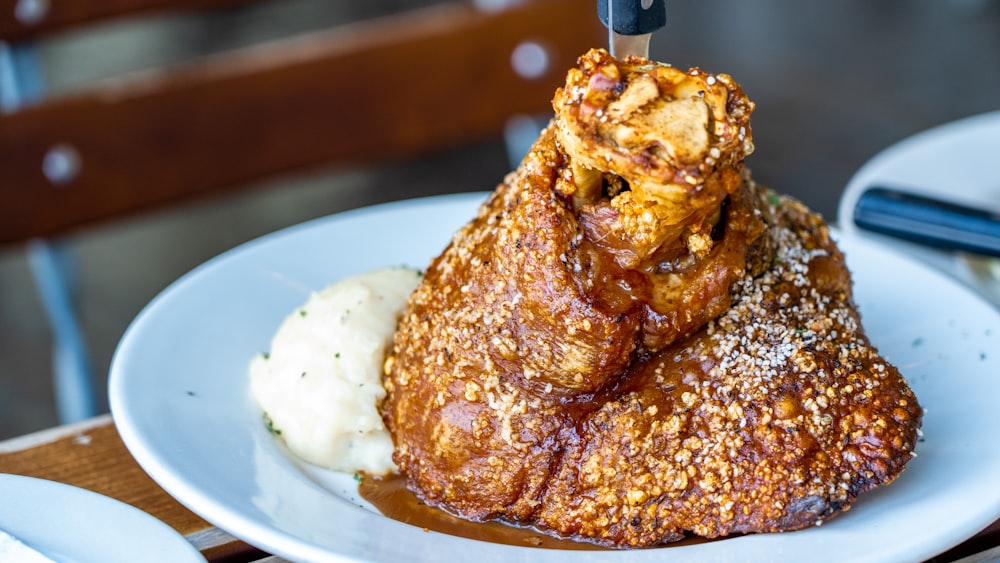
top-left (0, 0), bottom-right (262, 42)
top-left (0, 0), bottom-right (603, 245)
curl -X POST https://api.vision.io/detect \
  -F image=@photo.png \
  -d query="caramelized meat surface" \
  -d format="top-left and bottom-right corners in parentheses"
top-left (381, 49), bottom-right (921, 547)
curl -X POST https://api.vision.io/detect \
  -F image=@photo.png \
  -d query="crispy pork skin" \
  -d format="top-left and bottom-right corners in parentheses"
top-left (381, 49), bottom-right (921, 547)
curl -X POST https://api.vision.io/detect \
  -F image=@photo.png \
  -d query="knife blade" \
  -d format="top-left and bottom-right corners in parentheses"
top-left (853, 187), bottom-right (1000, 258)
top-left (598, 0), bottom-right (666, 58)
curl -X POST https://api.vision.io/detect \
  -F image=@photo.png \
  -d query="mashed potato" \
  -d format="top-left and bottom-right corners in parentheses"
top-left (249, 266), bottom-right (421, 475)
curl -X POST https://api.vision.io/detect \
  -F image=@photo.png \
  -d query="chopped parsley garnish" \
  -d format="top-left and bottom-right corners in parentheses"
top-left (634, 61), bottom-right (672, 71)
top-left (263, 413), bottom-right (282, 436)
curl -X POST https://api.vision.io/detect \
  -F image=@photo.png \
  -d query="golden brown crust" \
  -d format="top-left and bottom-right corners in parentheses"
top-left (534, 193), bottom-right (921, 545)
top-left (553, 49), bottom-right (755, 272)
top-left (381, 48), bottom-right (921, 547)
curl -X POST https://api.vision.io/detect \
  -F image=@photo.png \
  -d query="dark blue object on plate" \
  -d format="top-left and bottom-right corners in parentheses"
top-left (853, 187), bottom-right (1000, 258)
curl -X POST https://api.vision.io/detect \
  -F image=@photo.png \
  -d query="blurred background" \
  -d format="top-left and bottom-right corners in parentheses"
top-left (1, 0), bottom-right (998, 439)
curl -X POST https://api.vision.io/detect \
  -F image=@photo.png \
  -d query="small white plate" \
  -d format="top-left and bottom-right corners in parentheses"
top-left (111, 193), bottom-right (1000, 563)
top-left (0, 473), bottom-right (205, 562)
top-left (837, 110), bottom-right (1000, 305)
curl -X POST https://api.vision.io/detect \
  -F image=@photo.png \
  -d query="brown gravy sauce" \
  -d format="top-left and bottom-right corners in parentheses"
top-left (359, 473), bottom-right (714, 550)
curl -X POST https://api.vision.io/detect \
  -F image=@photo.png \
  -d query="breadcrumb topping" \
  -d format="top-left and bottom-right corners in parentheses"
top-left (381, 48), bottom-right (922, 547)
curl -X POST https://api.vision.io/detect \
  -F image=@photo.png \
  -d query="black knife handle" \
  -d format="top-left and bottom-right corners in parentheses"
top-left (598, 0), bottom-right (666, 35)
top-left (853, 187), bottom-right (1000, 258)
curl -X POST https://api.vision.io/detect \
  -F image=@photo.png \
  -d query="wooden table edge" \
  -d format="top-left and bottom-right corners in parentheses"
top-left (1, 415), bottom-right (997, 562)
top-left (0, 414), bottom-right (268, 561)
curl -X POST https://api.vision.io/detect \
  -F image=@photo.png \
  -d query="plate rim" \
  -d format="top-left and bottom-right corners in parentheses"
top-left (0, 473), bottom-right (206, 562)
top-left (110, 192), bottom-right (1000, 563)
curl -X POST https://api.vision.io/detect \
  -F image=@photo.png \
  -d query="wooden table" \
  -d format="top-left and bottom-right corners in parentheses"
top-left (0, 414), bottom-right (275, 562)
top-left (1, 414), bottom-right (998, 562)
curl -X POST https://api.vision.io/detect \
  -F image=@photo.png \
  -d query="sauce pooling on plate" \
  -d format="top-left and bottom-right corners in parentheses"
top-left (358, 473), bottom-right (604, 549)
top-left (358, 474), bottom-right (716, 549)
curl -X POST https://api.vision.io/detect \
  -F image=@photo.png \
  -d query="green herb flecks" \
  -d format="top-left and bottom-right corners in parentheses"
top-left (263, 412), bottom-right (282, 436)
top-left (634, 61), bottom-right (672, 71)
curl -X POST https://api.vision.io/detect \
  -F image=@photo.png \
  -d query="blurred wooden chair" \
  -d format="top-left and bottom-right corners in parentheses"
top-left (0, 0), bottom-right (603, 423)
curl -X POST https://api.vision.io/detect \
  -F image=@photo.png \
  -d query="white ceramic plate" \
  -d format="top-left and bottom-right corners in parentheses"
top-left (0, 473), bottom-right (205, 562)
top-left (837, 110), bottom-right (1000, 305)
top-left (111, 193), bottom-right (1000, 563)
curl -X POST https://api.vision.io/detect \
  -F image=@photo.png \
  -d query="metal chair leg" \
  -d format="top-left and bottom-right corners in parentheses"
top-left (27, 240), bottom-right (98, 423)
top-left (503, 113), bottom-right (549, 170)
top-left (3, 42), bottom-right (98, 423)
